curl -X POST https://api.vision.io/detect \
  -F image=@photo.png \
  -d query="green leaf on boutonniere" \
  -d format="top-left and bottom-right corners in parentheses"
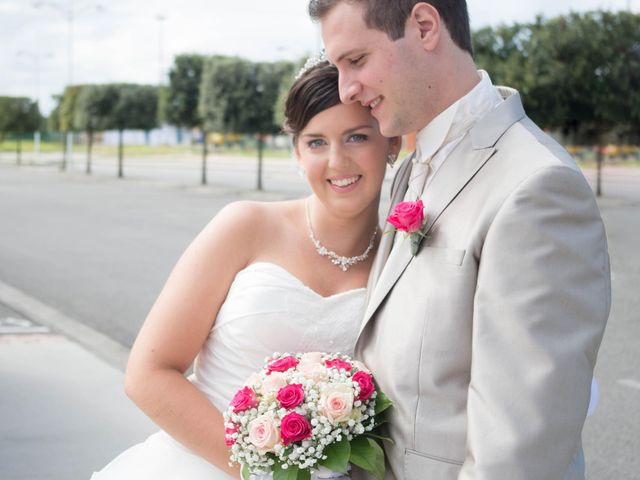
top-left (349, 436), bottom-right (386, 480)
top-left (374, 389), bottom-right (394, 415)
top-left (318, 436), bottom-right (351, 473)
top-left (273, 462), bottom-right (301, 480)
top-left (241, 463), bottom-right (250, 480)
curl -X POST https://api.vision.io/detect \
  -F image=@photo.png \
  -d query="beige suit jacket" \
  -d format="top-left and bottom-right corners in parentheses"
top-left (354, 89), bottom-right (610, 479)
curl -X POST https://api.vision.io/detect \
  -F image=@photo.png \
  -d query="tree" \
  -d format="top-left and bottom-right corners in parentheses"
top-left (164, 54), bottom-right (208, 184)
top-left (0, 96), bottom-right (40, 165)
top-left (524, 11), bottom-right (640, 196)
top-left (74, 84), bottom-right (112, 174)
top-left (59, 85), bottom-right (86, 171)
top-left (108, 84), bottom-right (159, 178)
top-left (199, 57), bottom-right (294, 190)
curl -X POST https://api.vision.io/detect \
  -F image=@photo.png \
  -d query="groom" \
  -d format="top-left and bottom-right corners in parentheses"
top-left (310, 1), bottom-right (611, 479)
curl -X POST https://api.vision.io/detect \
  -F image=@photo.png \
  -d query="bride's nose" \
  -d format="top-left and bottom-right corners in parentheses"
top-left (328, 143), bottom-right (349, 169)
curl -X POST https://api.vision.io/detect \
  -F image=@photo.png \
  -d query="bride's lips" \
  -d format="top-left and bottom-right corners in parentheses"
top-left (327, 175), bottom-right (362, 193)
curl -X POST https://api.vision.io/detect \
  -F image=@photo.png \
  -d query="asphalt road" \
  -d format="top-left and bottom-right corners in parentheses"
top-left (0, 158), bottom-right (638, 479)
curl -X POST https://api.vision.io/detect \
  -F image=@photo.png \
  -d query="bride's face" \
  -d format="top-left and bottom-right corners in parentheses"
top-left (295, 102), bottom-right (399, 218)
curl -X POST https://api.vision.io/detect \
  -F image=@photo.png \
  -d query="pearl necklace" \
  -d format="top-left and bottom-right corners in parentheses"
top-left (305, 200), bottom-right (378, 272)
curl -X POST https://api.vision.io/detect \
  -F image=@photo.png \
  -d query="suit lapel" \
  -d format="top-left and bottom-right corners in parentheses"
top-left (359, 90), bottom-right (527, 334)
top-left (364, 154), bottom-right (414, 304)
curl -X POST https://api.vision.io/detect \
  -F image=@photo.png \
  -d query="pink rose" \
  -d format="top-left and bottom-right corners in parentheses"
top-left (319, 384), bottom-right (354, 424)
top-left (261, 371), bottom-right (287, 394)
top-left (277, 384), bottom-right (305, 409)
top-left (386, 200), bottom-right (425, 233)
top-left (230, 386), bottom-right (258, 412)
top-left (247, 415), bottom-right (280, 454)
top-left (280, 412), bottom-right (312, 445)
top-left (224, 424), bottom-right (238, 446)
top-left (353, 371), bottom-right (375, 401)
top-left (267, 356), bottom-right (299, 374)
top-left (325, 358), bottom-right (353, 372)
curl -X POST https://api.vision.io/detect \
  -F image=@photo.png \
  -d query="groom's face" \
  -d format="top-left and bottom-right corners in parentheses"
top-left (321, 2), bottom-right (429, 137)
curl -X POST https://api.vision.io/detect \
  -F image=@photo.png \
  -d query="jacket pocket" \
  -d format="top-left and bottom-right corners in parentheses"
top-left (404, 449), bottom-right (463, 480)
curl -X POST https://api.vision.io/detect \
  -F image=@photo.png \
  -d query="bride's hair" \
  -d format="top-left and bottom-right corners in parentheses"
top-left (283, 60), bottom-right (340, 144)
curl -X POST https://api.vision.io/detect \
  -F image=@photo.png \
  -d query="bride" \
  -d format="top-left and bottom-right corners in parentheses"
top-left (91, 59), bottom-right (401, 479)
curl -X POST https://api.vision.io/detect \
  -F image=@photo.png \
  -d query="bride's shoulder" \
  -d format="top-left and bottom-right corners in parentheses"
top-left (207, 200), bottom-right (301, 237)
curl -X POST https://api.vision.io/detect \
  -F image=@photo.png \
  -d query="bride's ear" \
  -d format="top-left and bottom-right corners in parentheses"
top-left (389, 136), bottom-right (402, 156)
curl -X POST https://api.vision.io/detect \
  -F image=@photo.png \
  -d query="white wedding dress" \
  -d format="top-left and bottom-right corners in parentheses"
top-left (91, 262), bottom-right (365, 480)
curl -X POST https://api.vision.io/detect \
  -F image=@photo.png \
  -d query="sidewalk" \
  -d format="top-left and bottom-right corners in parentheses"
top-left (0, 287), bottom-right (155, 480)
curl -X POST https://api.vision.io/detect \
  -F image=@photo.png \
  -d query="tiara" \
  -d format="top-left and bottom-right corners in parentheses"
top-left (294, 49), bottom-right (328, 80)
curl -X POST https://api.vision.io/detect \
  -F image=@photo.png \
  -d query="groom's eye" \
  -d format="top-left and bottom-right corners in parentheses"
top-left (349, 55), bottom-right (365, 66)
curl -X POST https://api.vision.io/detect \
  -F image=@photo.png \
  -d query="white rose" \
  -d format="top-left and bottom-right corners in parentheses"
top-left (248, 415), bottom-right (280, 454)
top-left (319, 384), bottom-right (354, 424)
top-left (260, 372), bottom-right (287, 394)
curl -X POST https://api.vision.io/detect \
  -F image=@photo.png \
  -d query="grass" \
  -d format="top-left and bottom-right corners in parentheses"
top-left (0, 140), bottom-right (294, 159)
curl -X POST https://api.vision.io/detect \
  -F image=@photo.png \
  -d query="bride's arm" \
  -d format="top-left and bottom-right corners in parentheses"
top-left (124, 201), bottom-right (263, 476)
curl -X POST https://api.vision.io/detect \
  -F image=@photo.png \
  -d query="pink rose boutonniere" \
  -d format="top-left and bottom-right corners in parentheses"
top-left (386, 199), bottom-right (428, 256)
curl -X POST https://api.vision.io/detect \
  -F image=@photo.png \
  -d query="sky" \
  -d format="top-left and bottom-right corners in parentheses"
top-left (1, 0), bottom-right (637, 115)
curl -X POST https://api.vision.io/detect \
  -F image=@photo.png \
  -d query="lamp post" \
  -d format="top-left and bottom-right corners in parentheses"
top-left (156, 14), bottom-right (166, 86)
top-left (16, 50), bottom-right (54, 162)
top-left (32, 0), bottom-right (104, 170)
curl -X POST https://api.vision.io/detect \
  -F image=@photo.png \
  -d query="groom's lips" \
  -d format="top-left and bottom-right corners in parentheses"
top-left (365, 96), bottom-right (383, 115)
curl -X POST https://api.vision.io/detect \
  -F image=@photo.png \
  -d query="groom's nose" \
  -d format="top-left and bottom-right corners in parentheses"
top-left (339, 73), bottom-right (361, 104)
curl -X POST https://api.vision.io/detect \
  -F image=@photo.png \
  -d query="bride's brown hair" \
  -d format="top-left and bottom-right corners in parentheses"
top-left (283, 60), bottom-right (340, 144)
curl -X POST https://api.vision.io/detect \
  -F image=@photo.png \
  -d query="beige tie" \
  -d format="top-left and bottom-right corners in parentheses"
top-left (404, 159), bottom-right (431, 202)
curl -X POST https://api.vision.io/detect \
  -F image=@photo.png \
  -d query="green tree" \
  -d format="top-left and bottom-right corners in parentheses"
top-left (0, 96), bottom-right (40, 164)
top-left (164, 54), bottom-right (209, 184)
top-left (59, 85), bottom-right (87, 170)
top-left (107, 83), bottom-right (159, 178)
top-left (74, 84), bottom-right (113, 174)
top-left (199, 57), bottom-right (294, 190)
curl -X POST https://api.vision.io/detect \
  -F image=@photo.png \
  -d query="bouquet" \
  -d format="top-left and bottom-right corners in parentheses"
top-left (224, 352), bottom-right (393, 480)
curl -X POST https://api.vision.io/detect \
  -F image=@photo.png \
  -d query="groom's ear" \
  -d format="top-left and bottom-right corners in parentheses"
top-left (407, 2), bottom-right (441, 52)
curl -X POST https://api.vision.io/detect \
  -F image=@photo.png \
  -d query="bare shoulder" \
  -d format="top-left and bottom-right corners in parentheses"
top-left (200, 200), bottom-right (301, 264)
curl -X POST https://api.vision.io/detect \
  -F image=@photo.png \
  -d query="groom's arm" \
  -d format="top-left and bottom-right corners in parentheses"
top-left (460, 165), bottom-right (610, 479)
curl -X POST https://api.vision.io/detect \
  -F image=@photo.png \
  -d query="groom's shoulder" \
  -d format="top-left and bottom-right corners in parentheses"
top-left (496, 112), bottom-right (581, 177)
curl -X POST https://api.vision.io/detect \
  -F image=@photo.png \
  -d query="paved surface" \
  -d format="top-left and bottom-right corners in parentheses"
top-left (0, 159), bottom-right (638, 479)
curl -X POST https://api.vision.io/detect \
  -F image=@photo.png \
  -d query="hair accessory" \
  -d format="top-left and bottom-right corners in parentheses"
top-left (295, 50), bottom-right (328, 80)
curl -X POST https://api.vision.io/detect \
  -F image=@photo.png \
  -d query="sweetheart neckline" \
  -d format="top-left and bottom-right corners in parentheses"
top-left (241, 262), bottom-right (367, 300)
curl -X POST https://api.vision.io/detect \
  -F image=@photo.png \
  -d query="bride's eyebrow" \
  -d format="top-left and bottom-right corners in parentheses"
top-left (343, 125), bottom-right (373, 134)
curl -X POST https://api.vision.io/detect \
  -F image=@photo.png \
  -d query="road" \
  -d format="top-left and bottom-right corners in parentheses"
top-left (0, 158), bottom-right (638, 479)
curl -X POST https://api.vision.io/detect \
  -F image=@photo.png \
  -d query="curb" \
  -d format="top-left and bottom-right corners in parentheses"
top-left (0, 279), bottom-right (129, 370)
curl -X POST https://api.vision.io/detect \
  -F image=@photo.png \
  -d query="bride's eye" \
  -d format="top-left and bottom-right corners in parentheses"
top-left (348, 133), bottom-right (368, 143)
top-left (307, 138), bottom-right (326, 149)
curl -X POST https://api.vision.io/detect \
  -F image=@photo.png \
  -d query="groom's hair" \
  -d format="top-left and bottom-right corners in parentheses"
top-left (309, 0), bottom-right (473, 55)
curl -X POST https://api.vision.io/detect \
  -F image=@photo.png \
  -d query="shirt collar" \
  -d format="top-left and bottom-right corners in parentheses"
top-left (415, 70), bottom-right (502, 164)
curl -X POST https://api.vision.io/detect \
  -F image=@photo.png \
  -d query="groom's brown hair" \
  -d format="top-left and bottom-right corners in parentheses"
top-left (308, 0), bottom-right (473, 55)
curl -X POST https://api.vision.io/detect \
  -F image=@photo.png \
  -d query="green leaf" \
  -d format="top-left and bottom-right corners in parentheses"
top-left (241, 463), bottom-right (250, 480)
top-left (273, 462), bottom-right (300, 480)
top-left (374, 389), bottom-right (394, 415)
top-left (365, 431), bottom-right (395, 444)
top-left (349, 437), bottom-right (386, 480)
top-left (318, 436), bottom-right (351, 473)
top-left (297, 468), bottom-right (311, 480)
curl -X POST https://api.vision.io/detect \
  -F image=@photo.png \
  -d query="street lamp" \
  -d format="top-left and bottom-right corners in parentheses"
top-left (156, 14), bottom-right (166, 86)
top-left (32, 0), bottom-right (105, 170)
top-left (16, 50), bottom-right (54, 162)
